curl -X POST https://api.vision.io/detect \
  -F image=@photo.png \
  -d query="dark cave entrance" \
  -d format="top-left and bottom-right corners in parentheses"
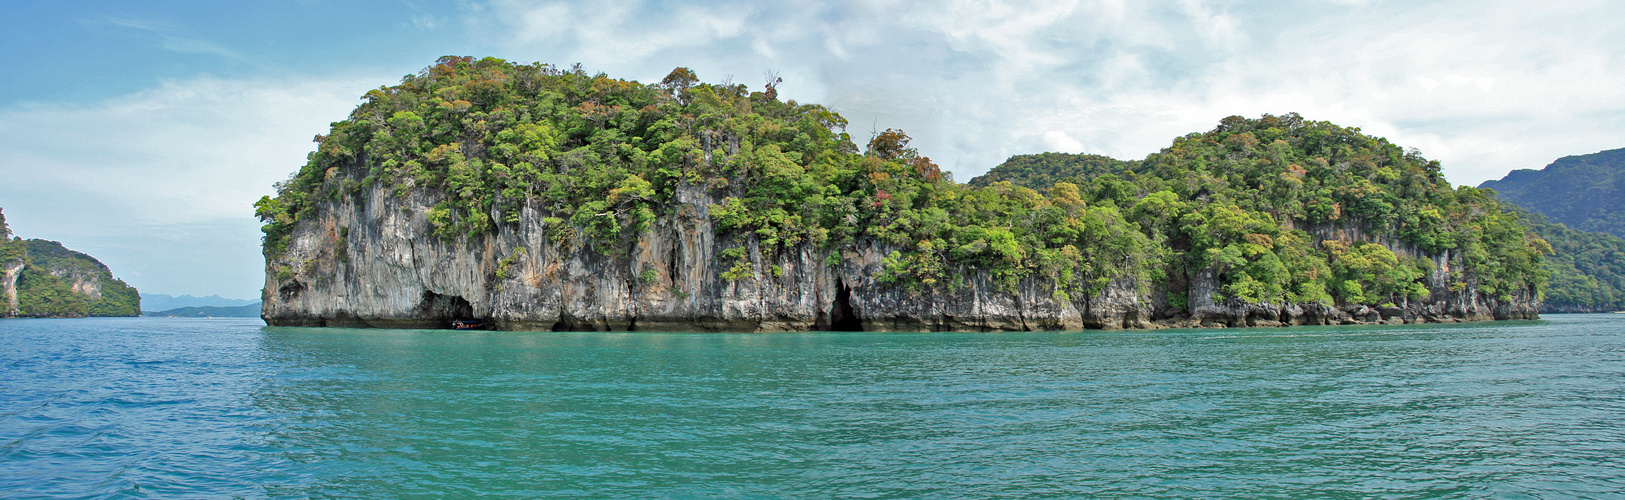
top-left (551, 318), bottom-right (578, 332)
top-left (417, 290), bottom-right (480, 329)
top-left (829, 280), bottom-right (863, 331)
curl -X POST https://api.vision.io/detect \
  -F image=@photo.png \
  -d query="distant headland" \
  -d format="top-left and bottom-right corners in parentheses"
top-left (0, 208), bottom-right (140, 318)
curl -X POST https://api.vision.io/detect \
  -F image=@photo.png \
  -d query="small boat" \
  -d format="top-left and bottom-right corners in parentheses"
top-left (451, 320), bottom-right (483, 330)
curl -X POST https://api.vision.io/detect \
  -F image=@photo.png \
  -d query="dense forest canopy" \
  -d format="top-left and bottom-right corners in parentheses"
top-left (1480, 148), bottom-right (1625, 238)
top-left (1498, 203), bottom-right (1625, 312)
top-left (258, 56), bottom-right (1547, 311)
top-left (12, 240), bottom-right (141, 317)
top-left (966, 152), bottom-right (1134, 189)
top-left (967, 113), bottom-right (1548, 305)
top-left (0, 208), bottom-right (141, 318)
top-left (1469, 148), bottom-right (1625, 312)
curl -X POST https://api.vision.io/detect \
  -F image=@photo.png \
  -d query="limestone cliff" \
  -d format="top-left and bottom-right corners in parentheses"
top-left (266, 182), bottom-right (1090, 331)
top-left (2, 260), bottom-right (22, 317)
top-left (262, 181), bottom-right (1536, 331)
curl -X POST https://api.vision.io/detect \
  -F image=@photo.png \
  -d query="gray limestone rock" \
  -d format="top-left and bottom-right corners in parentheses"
top-left (262, 182), bottom-right (1539, 331)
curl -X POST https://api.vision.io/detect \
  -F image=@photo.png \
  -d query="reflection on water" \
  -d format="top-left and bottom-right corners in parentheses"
top-left (2, 316), bottom-right (1624, 497)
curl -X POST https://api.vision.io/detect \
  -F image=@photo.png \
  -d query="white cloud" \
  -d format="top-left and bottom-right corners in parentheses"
top-left (101, 17), bottom-right (245, 59)
top-left (0, 75), bottom-right (380, 297)
top-left (1, 77), bottom-right (376, 223)
top-left (471, 0), bottom-right (1625, 186)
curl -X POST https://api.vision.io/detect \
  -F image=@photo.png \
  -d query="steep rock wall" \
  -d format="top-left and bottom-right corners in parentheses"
top-left (2, 260), bottom-right (22, 317)
top-left (263, 184), bottom-right (1538, 331)
top-left (46, 266), bottom-right (104, 301)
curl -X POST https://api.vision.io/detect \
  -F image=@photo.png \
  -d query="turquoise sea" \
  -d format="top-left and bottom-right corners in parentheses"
top-left (2, 315), bottom-right (1623, 498)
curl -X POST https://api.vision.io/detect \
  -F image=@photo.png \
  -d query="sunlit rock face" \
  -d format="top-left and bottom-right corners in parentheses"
top-left (1, 261), bottom-right (23, 316)
top-left (261, 177), bottom-right (1536, 332)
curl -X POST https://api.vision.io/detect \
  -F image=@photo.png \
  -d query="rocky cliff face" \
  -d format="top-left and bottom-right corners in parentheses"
top-left (2, 260), bottom-right (22, 316)
top-left (0, 238), bottom-right (140, 318)
top-left (262, 182), bottom-right (1539, 331)
top-left (48, 266), bottom-right (104, 301)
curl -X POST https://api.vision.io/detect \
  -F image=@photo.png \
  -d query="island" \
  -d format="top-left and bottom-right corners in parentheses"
top-left (255, 56), bottom-right (1544, 331)
top-left (0, 209), bottom-right (141, 318)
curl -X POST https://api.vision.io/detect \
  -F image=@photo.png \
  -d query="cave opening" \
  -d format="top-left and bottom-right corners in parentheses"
top-left (417, 290), bottom-right (479, 329)
top-left (829, 280), bottom-right (863, 331)
top-left (667, 247), bottom-right (679, 287)
top-left (278, 280), bottom-right (306, 301)
top-left (550, 313), bottom-right (583, 332)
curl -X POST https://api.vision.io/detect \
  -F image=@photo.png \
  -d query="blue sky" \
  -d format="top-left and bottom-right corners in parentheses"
top-left (2, 0), bottom-right (1622, 300)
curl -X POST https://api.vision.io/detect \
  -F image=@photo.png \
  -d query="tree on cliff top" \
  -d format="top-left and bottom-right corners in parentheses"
top-left (0, 209), bottom-right (19, 268)
top-left (968, 152), bottom-right (1134, 189)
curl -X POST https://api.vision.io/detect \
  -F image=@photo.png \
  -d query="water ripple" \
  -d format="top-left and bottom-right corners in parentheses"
top-left (3, 317), bottom-right (1625, 497)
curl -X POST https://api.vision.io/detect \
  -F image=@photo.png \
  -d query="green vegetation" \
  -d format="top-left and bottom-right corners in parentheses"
top-left (1474, 148), bottom-right (1625, 312)
top-left (971, 113), bottom-right (1547, 306)
top-left (0, 208), bottom-right (141, 318)
top-left (13, 240), bottom-right (142, 318)
top-left (258, 57), bottom-right (1547, 310)
top-left (1512, 208), bottom-right (1625, 312)
top-left (14, 264), bottom-right (87, 316)
top-left (966, 152), bottom-right (1133, 189)
top-left (257, 56), bottom-right (857, 255)
top-left (0, 209), bottom-right (22, 267)
top-left (1480, 148), bottom-right (1625, 238)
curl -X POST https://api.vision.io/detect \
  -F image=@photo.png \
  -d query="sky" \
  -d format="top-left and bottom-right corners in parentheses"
top-left (1, 0), bottom-right (1621, 300)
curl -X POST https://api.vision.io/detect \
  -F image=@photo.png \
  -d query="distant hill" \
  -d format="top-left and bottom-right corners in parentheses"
top-left (144, 302), bottom-right (262, 318)
top-left (1479, 148), bottom-right (1625, 313)
top-left (1479, 147), bottom-right (1625, 238)
top-left (967, 152), bottom-right (1135, 189)
top-left (1512, 209), bottom-right (1625, 312)
top-left (1, 208), bottom-right (141, 318)
top-left (140, 293), bottom-right (257, 311)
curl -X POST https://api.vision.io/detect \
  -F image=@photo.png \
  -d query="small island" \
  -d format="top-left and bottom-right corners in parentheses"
top-left (0, 209), bottom-right (141, 318)
top-left (255, 57), bottom-right (1544, 331)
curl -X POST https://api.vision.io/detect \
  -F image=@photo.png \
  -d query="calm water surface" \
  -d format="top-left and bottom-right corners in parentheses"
top-left (3, 315), bottom-right (1624, 498)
